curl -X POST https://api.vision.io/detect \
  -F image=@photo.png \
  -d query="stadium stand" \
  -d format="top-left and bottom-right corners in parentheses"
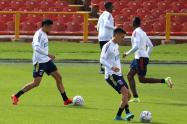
top-left (0, 0), bottom-right (186, 38)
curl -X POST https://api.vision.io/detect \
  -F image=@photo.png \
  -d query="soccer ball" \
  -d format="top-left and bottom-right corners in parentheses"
top-left (72, 96), bottom-right (84, 106)
top-left (140, 111), bottom-right (152, 123)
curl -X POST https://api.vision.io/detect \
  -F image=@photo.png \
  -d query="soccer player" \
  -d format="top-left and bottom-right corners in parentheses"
top-left (11, 19), bottom-right (72, 106)
top-left (97, 1), bottom-right (115, 74)
top-left (123, 17), bottom-right (174, 103)
top-left (100, 28), bottom-right (134, 121)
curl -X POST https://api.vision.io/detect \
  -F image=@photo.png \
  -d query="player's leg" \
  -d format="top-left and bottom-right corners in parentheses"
top-left (47, 61), bottom-right (72, 105)
top-left (127, 59), bottom-right (140, 102)
top-left (127, 68), bottom-right (139, 99)
top-left (11, 63), bottom-right (44, 105)
top-left (137, 58), bottom-right (173, 88)
top-left (107, 75), bottom-right (134, 121)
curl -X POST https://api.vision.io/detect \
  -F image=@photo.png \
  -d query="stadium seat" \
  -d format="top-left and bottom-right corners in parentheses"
top-left (0, 22), bottom-right (7, 31)
top-left (66, 22), bottom-right (83, 33)
top-left (121, 8), bottom-right (134, 17)
top-left (123, 22), bottom-right (133, 33)
top-left (136, 9), bottom-right (148, 19)
top-left (171, 22), bottom-right (182, 32)
top-left (171, 2), bottom-right (185, 11)
top-left (142, 22), bottom-right (153, 32)
top-left (10, 1), bottom-right (24, 10)
top-left (127, 1), bottom-right (139, 10)
top-left (72, 15), bottom-right (84, 24)
top-left (153, 22), bottom-right (165, 33)
top-left (142, 1), bottom-right (155, 10)
top-left (114, 15), bottom-right (128, 24)
top-left (88, 23), bottom-right (97, 35)
top-left (157, 1), bottom-right (168, 11)
top-left (151, 9), bottom-right (164, 18)
top-left (52, 21), bottom-right (67, 33)
top-left (181, 22), bottom-right (187, 32)
top-left (56, 15), bottom-right (72, 23)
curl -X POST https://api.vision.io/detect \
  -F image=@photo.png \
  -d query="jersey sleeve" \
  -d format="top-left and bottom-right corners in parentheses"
top-left (125, 31), bottom-right (140, 55)
top-left (100, 44), bottom-right (113, 69)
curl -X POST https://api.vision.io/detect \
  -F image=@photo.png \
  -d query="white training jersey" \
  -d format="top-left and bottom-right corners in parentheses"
top-left (97, 11), bottom-right (115, 42)
top-left (32, 28), bottom-right (51, 65)
top-left (130, 27), bottom-right (153, 59)
top-left (100, 40), bottom-right (122, 79)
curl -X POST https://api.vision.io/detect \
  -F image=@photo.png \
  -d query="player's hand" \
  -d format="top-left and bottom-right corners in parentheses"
top-left (122, 53), bottom-right (127, 58)
top-left (48, 54), bottom-right (56, 60)
top-left (111, 67), bottom-right (120, 72)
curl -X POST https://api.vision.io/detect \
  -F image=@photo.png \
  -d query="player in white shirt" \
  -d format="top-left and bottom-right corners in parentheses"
top-left (11, 20), bottom-right (72, 106)
top-left (100, 28), bottom-right (134, 121)
top-left (123, 17), bottom-right (174, 103)
top-left (97, 2), bottom-right (115, 74)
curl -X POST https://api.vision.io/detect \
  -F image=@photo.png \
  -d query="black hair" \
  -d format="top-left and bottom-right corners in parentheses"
top-left (42, 19), bottom-right (53, 27)
top-left (133, 16), bottom-right (141, 27)
top-left (104, 2), bottom-right (112, 10)
top-left (114, 28), bottom-right (126, 36)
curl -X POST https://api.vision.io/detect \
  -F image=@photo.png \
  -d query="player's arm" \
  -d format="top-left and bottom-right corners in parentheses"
top-left (104, 14), bottom-right (115, 30)
top-left (146, 36), bottom-right (153, 56)
top-left (123, 32), bottom-right (140, 57)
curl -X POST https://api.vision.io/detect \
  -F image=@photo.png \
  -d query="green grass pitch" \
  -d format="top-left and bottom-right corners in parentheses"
top-left (0, 63), bottom-right (187, 124)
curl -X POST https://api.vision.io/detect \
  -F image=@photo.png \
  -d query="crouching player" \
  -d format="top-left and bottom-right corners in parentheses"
top-left (11, 19), bottom-right (72, 106)
top-left (100, 28), bottom-right (134, 121)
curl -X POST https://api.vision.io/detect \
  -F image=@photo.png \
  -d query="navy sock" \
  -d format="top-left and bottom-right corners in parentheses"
top-left (117, 108), bottom-right (124, 116)
top-left (125, 105), bottom-right (130, 114)
top-left (61, 92), bottom-right (68, 101)
top-left (15, 90), bottom-right (24, 98)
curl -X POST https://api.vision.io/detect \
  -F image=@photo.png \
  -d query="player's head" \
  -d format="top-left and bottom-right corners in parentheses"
top-left (133, 16), bottom-right (141, 28)
top-left (113, 28), bottom-right (126, 43)
top-left (104, 2), bottom-right (113, 12)
top-left (41, 19), bottom-right (53, 33)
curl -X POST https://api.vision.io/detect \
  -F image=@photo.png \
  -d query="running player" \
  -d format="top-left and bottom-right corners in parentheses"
top-left (97, 2), bottom-right (115, 74)
top-left (11, 19), bottom-right (72, 106)
top-left (123, 17), bottom-right (174, 102)
top-left (100, 28), bottom-right (134, 121)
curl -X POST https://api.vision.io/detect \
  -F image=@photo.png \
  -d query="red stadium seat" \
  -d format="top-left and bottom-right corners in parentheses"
top-left (136, 9), bottom-right (149, 19)
top-left (0, 22), bottom-right (7, 31)
top-left (181, 23), bottom-right (187, 32)
top-left (153, 22), bottom-right (165, 33)
top-left (25, 1), bottom-right (37, 9)
top-left (10, 1), bottom-right (24, 10)
top-left (128, 1), bottom-right (139, 10)
top-left (142, 1), bottom-right (155, 10)
top-left (123, 22), bottom-right (133, 33)
top-left (121, 8), bottom-right (133, 17)
top-left (6, 21), bottom-right (15, 33)
top-left (88, 23), bottom-right (97, 34)
top-left (52, 21), bottom-right (66, 33)
top-left (171, 2), bottom-right (185, 11)
top-left (142, 22), bottom-right (153, 32)
top-left (171, 22), bottom-right (182, 32)
top-left (115, 15), bottom-right (128, 24)
top-left (151, 9), bottom-right (164, 18)
top-left (56, 15), bottom-right (72, 23)
top-left (157, 2), bottom-right (168, 11)
top-left (72, 15), bottom-right (84, 24)
top-left (21, 22), bottom-right (36, 32)
top-left (66, 22), bottom-right (82, 32)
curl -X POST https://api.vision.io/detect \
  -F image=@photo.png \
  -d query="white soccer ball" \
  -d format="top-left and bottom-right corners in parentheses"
top-left (72, 96), bottom-right (84, 106)
top-left (140, 111), bottom-right (152, 123)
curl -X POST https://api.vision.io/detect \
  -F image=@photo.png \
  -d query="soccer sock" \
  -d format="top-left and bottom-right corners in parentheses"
top-left (117, 108), bottom-right (125, 117)
top-left (161, 79), bottom-right (165, 83)
top-left (15, 90), bottom-right (24, 98)
top-left (61, 92), bottom-right (68, 101)
top-left (133, 94), bottom-right (139, 98)
top-left (124, 105), bottom-right (130, 114)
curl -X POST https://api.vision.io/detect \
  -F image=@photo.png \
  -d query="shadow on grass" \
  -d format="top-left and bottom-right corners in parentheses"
top-left (20, 104), bottom-right (114, 111)
top-left (143, 101), bottom-right (187, 107)
top-left (131, 121), bottom-right (169, 124)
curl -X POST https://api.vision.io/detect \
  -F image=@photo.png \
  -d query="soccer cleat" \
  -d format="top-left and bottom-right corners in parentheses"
top-left (114, 116), bottom-right (125, 121)
top-left (165, 77), bottom-right (174, 88)
top-left (125, 113), bottom-right (134, 121)
top-left (11, 95), bottom-right (19, 105)
top-left (129, 97), bottom-right (140, 103)
top-left (64, 98), bottom-right (73, 106)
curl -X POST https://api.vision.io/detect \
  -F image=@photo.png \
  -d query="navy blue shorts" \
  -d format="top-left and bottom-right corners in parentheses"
top-left (33, 60), bottom-right (57, 78)
top-left (106, 74), bottom-right (129, 94)
top-left (130, 57), bottom-right (149, 76)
